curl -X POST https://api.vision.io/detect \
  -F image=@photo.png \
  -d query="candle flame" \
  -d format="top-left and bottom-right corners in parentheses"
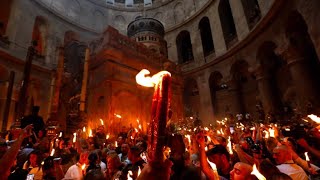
top-left (83, 127), bottom-right (86, 132)
top-left (127, 170), bottom-right (133, 180)
top-left (138, 166), bottom-right (141, 177)
top-left (50, 149), bottom-right (55, 156)
top-left (308, 114), bottom-right (320, 123)
top-left (251, 164), bottom-right (266, 180)
top-left (134, 128), bottom-right (138, 133)
top-left (89, 129), bottom-right (93, 137)
top-left (207, 158), bottom-right (217, 170)
top-left (139, 124), bottom-right (142, 130)
top-left (131, 136), bottom-right (134, 140)
top-left (305, 152), bottom-right (310, 161)
top-left (73, 133), bottom-right (77, 143)
top-left (204, 127), bottom-right (209, 131)
top-left (227, 136), bottom-right (233, 155)
top-left (264, 130), bottom-right (269, 139)
top-left (106, 134), bottom-right (110, 139)
top-left (185, 135), bottom-right (191, 144)
top-left (205, 146), bottom-right (208, 151)
top-left (115, 141), bottom-right (118, 147)
top-left (207, 136), bottom-right (211, 143)
top-left (114, 114), bottom-right (122, 118)
top-left (59, 132), bottom-right (62, 137)
top-left (137, 119), bottom-right (139, 123)
top-left (220, 128), bottom-right (224, 135)
top-left (135, 69), bottom-right (171, 87)
top-left (100, 119), bottom-right (104, 126)
top-left (81, 164), bottom-right (86, 170)
top-left (269, 128), bottom-right (275, 137)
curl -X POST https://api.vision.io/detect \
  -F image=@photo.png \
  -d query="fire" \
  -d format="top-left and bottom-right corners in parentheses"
top-left (131, 136), bottom-right (134, 140)
top-left (134, 128), bottom-right (138, 133)
top-left (305, 152), bottom-right (310, 161)
top-left (127, 170), bottom-right (133, 180)
top-left (308, 114), bottom-right (320, 123)
top-left (205, 147), bottom-right (208, 151)
top-left (138, 124), bottom-right (142, 130)
top-left (83, 127), bottom-right (86, 132)
top-left (138, 166), bottom-right (141, 177)
top-left (251, 164), bottom-right (266, 180)
top-left (115, 141), bottom-right (118, 147)
top-left (81, 164), bottom-right (86, 170)
top-left (207, 136), bottom-right (211, 143)
top-left (137, 119), bottom-right (140, 123)
top-left (269, 128), bottom-right (275, 137)
top-left (89, 129), bottom-right (93, 137)
top-left (50, 149), bottom-right (55, 156)
top-left (135, 69), bottom-right (171, 87)
top-left (185, 135), bottom-right (191, 144)
top-left (59, 132), bottom-right (62, 137)
top-left (114, 114), bottom-right (122, 118)
top-left (227, 136), bottom-right (233, 155)
top-left (204, 127), bottom-right (209, 131)
top-left (100, 119), bottom-right (104, 126)
top-left (73, 133), bottom-right (77, 143)
top-left (106, 134), bottom-right (110, 139)
top-left (207, 158), bottom-right (217, 170)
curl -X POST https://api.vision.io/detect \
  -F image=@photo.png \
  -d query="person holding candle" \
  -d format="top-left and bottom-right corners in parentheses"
top-left (62, 151), bottom-right (89, 180)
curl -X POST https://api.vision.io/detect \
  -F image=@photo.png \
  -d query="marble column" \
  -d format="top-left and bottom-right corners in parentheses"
top-left (197, 74), bottom-right (214, 124)
top-left (190, 28), bottom-right (205, 64)
top-left (229, 0), bottom-right (250, 40)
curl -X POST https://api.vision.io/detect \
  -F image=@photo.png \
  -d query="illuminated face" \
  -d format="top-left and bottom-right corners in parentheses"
top-left (230, 163), bottom-right (251, 180)
top-left (273, 148), bottom-right (287, 164)
top-left (29, 154), bottom-right (38, 167)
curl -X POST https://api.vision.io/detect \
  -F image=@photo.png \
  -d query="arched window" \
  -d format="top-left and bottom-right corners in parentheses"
top-left (32, 16), bottom-right (48, 56)
top-left (209, 71), bottom-right (223, 116)
top-left (199, 17), bottom-right (215, 57)
top-left (0, 0), bottom-right (12, 36)
top-left (241, 0), bottom-right (261, 29)
top-left (218, 0), bottom-right (237, 49)
top-left (176, 31), bottom-right (194, 64)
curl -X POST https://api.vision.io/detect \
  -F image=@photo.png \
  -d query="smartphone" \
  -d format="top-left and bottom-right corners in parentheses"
top-left (230, 126), bottom-right (235, 134)
top-left (26, 174), bottom-right (34, 180)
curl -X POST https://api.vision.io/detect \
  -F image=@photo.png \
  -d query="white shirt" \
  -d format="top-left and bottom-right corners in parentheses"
top-left (100, 161), bottom-right (106, 171)
top-left (277, 160), bottom-right (308, 180)
top-left (63, 163), bottom-right (83, 180)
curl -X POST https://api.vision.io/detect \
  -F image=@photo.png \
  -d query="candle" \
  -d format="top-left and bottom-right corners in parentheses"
top-left (305, 152), bottom-right (311, 168)
top-left (308, 114), bottom-right (320, 123)
top-left (106, 134), bottom-right (110, 139)
top-left (138, 166), bottom-right (141, 177)
top-left (50, 149), bottom-right (55, 156)
top-left (88, 129), bottom-right (93, 137)
top-left (207, 158), bottom-right (220, 179)
top-left (127, 170), bottom-right (133, 180)
top-left (83, 127), bottom-right (86, 132)
top-left (100, 119), bottom-right (104, 126)
top-left (204, 127), bottom-right (209, 131)
top-left (227, 136), bottom-right (233, 155)
top-left (73, 133), bottom-right (77, 143)
top-left (269, 128), bottom-right (275, 137)
top-left (81, 164), bottom-right (86, 175)
top-left (136, 69), bottom-right (171, 164)
top-left (185, 135), bottom-right (191, 145)
top-left (251, 164), bottom-right (266, 180)
top-left (114, 114), bottom-right (122, 118)
top-left (59, 132), bottom-right (62, 137)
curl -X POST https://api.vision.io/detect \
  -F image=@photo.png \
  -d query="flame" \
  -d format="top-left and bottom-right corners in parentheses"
top-left (220, 128), bottom-right (224, 135)
top-left (106, 134), bottom-right (110, 139)
top-left (251, 164), bottom-right (266, 180)
top-left (269, 128), bottom-right (275, 137)
top-left (73, 133), bottom-right (77, 143)
top-left (305, 152), bottom-right (310, 161)
top-left (227, 136), bottom-right (233, 155)
top-left (81, 164), bottom-right (86, 170)
top-left (131, 136), bottom-right (134, 140)
top-left (50, 149), bottom-right (55, 156)
top-left (285, 128), bottom-right (291, 131)
top-left (204, 127), bottom-right (209, 131)
top-left (136, 69), bottom-right (171, 87)
top-left (205, 147), bottom-right (208, 151)
top-left (59, 132), bottom-right (62, 137)
top-left (207, 136), bottom-right (211, 143)
top-left (89, 129), bottom-right (93, 137)
top-left (41, 161), bottom-right (44, 165)
top-left (185, 135), bottom-right (191, 144)
top-left (207, 158), bottom-right (217, 170)
top-left (217, 130), bottom-right (221, 134)
top-left (83, 127), bottom-right (86, 132)
top-left (134, 128), bottom-right (138, 133)
top-left (138, 124), bottom-right (142, 130)
top-left (138, 166), bottom-right (141, 177)
top-left (137, 119), bottom-right (139, 123)
top-left (127, 170), bottom-right (133, 180)
top-left (114, 114), bottom-right (122, 118)
top-left (115, 141), bottom-right (118, 147)
top-left (308, 114), bottom-right (320, 123)
top-left (100, 119), bottom-right (104, 126)
top-left (264, 130), bottom-right (269, 139)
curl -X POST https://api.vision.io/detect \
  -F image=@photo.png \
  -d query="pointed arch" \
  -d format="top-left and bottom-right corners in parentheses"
top-left (241, 0), bottom-right (261, 29)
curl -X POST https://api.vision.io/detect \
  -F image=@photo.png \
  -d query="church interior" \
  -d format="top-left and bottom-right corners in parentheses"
top-left (1, 0), bottom-right (320, 132)
top-left (1, 0), bottom-right (320, 180)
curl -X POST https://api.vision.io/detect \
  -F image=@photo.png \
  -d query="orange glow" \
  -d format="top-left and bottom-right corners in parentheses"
top-left (251, 164), bottom-right (266, 180)
top-left (73, 133), bottom-right (77, 143)
top-left (135, 69), bottom-right (171, 87)
top-left (138, 166), bottom-right (141, 177)
top-left (308, 114), bottom-right (320, 123)
top-left (50, 149), bottom-right (55, 156)
top-left (81, 164), bottom-right (86, 170)
top-left (114, 114), bottom-right (122, 118)
top-left (89, 129), bottom-right (93, 137)
top-left (227, 136), bottom-right (233, 155)
top-left (305, 152), bottom-right (310, 161)
top-left (100, 119), bottom-right (104, 126)
top-left (83, 127), bottom-right (86, 132)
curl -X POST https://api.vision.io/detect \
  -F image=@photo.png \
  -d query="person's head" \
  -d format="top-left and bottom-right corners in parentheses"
top-left (31, 106), bottom-right (40, 115)
top-left (266, 137), bottom-right (278, 153)
top-left (258, 159), bottom-right (280, 179)
top-left (136, 140), bottom-right (147, 152)
top-left (273, 145), bottom-right (292, 165)
top-left (117, 136), bottom-right (124, 145)
top-left (88, 151), bottom-right (99, 165)
top-left (38, 129), bottom-right (46, 138)
top-left (239, 138), bottom-right (250, 151)
top-left (107, 152), bottom-right (122, 173)
top-left (206, 145), bottom-right (230, 172)
top-left (121, 143), bottom-right (129, 155)
top-left (128, 146), bottom-right (141, 162)
top-left (42, 156), bottom-right (55, 178)
top-left (28, 150), bottom-right (41, 167)
top-left (230, 162), bottom-right (255, 180)
top-left (84, 169), bottom-right (105, 180)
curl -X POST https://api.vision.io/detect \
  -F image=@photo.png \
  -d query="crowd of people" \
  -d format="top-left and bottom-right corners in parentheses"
top-left (1, 109), bottom-right (320, 180)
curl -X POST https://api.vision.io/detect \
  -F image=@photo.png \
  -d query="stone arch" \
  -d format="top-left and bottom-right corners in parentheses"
top-left (32, 16), bottom-right (49, 56)
top-left (199, 16), bottom-right (215, 57)
top-left (183, 78), bottom-right (200, 117)
top-left (113, 15), bottom-right (126, 32)
top-left (173, 2), bottom-right (184, 24)
top-left (241, 0), bottom-right (261, 29)
top-left (176, 30), bottom-right (194, 64)
top-left (218, 0), bottom-right (237, 49)
top-left (209, 71), bottom-right (223, 117)
top-left (67, 0), bottom-right (81, 22)
top-left (92, 10), bottom-right (105, 32)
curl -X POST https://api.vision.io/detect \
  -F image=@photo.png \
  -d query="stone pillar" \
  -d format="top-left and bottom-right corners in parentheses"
top-left (227, 79), bottom-right (245, 115)
top-left (253, 65), bottom-right (282, 117)
top-left (282, 45), bottom-right (320, 111)
top-left (197, 73), bottom-right (214, 124)
top-left (190, 29), bottom-right (205, 64)
top-left (208, 6), bottom-right (227, 56)
top-left (229, 0), bottom-right (250, 40)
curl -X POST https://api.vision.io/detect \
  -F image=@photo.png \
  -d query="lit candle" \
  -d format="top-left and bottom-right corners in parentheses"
top-left (127, 170), bottom-right (133, 180)
top-left (88, 129), bottom-right (93, 137)
top-left (227, 136), bottom-right (233, 155)
top-left (138, 124), bottom-right (142, 130)
top-left (204, 127), bottom-right (209, 131)
top-left (83, 127), bottom-right (86, 132)
top-left (207, 136), bottom-right (211, 143)
top-left (115, 141), bottom-right (118, 147)
top-left (106, 134), bottom-right (110, 139)
top-left (185, 135), bottom-right (191, 145)
top-left (100, 119), bottom-right (104, 126)
top-left (308, 114), bottom-right (320, 123)
top-left (114, 114), bottom-right (122, 118)
top-left (50, 149), bottom-right (55, 156)
top-left (305, 152), bottom-right (311, 168)
top-left (207, 158), bottom-right (220, 179)
top-left (251, 164), bottom-right (266, 180)
top-left (59, 132), bottom-right (62, 137)
top-left (138, 166), bottom-right (141, 177)
top-left (136, 69), bottom-right (171, 164)
top-left (81, 163), bottom-right (86, 175)
top-left (269, 128), bottom-right (275, 137)
top-left (73, 133), bottom-right (77, 143)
